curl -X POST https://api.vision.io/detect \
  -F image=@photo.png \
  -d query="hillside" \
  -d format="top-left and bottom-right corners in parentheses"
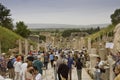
top-left (86, 24), bottom-right (115, 42)
top-left (0, 26), bottom-right (23, 52)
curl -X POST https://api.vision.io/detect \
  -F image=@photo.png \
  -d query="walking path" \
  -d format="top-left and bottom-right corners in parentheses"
top-left (0, 64), bottom-right (93, 80)
top-left (42, 64), bottom-right (93, 80)
top-left (81, 68), bottom-right (93, 80)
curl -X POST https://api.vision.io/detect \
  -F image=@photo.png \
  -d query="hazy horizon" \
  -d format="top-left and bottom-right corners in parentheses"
top-left (1, 0), bottom-right (120, 25)
top-left (26, 23), bottom-right (109, 29)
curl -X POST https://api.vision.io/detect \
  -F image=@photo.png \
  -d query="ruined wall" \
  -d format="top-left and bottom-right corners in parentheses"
top-left (113, 23), bottom-right (120, 54)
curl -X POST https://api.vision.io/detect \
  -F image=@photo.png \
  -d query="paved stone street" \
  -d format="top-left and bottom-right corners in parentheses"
top-left (42, 64), bottom-right (93, 80)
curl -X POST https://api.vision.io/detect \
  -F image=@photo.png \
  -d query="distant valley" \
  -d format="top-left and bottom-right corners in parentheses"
top-left (27, 23), bottom-right (109, 30)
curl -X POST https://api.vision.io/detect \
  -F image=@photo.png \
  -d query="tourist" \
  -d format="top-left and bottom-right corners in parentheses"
top-left (110, 51), bottom-right (120, 61)
top-left (53, 56), bottom-right (58, 80)
top-left (114, 65), bottom-right (120, 80)
top-left (40, 53), bottom-right (44, 66)
top-left (25, 63), bottom-right (34, 80)
top-left (49, 52), bottom-right (54, 68)
top-left (75, 54), bottom-right (83, 80)
top-left (33, 55), bottom-right (43, 75)
top-left (20, 59), bottom-right (28, 80)
top-left (33, 66), bottom-right (42, 80)
top-left (44, 53), bottom-right (49, 69)
top-left (67, 54), bottom-right (74, 80)
top-left (58, 61), bottom-right (69, 80)
top-left (0, 53), bottom-right (7, 78)
top-left (110, 51), bottom-right (120, 76)
top-left (13, 56), bottom-right (22, 80)
top-left (7, 56), bottom-right (14, 79)
top-left (94, 57), bottom-right (104, 80)
top-left (56, 54), bottom-right (64, 80)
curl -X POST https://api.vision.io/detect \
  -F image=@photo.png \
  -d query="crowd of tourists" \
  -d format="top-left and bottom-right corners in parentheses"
top-left (0, 47), bottom-right (88, 80)
top-left (110, 51), bottom-right (120, 80)
top-left (94, 51), bottom-right (120, 80)
top-left (0, 47), bottom-right (120, 80)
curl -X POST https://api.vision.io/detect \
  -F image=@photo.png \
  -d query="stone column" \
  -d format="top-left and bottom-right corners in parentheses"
top-left (98, 48), bottom-right (107, 60)
top-left (73, 38), bottom-right (76, 49)
top-left (25, 39), bottom-right (28, 56)
top-left (89, 48), bottom-right (98, 68)
top-left (108, 55), bottom-right (115, 80)
top-left (80, 37), bottom-right (85, 50)
top-left (76, 38), bottom-right (79, 50)
top-left (37, 43), bottom-right (40, 51)
top-left (88, 38), bottom-right (91, 54)
top-left (52, 37), bottom-right (55, 47)
top-left (30, 45), bottom-right (33, 51)
top-left (19, 39), bottom-right (22, 54)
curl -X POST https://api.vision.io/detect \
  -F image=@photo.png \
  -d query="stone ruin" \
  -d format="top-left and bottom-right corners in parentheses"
top-left (113, 23), bottom-right (120, 54)
top-left (87, 24), bottom-right (120, 80)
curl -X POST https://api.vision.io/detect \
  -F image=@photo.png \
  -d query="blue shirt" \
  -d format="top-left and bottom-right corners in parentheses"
top-left (67, 58), bottom-right (73, 69)
top-left (49, 54), bottom-right (54, 60)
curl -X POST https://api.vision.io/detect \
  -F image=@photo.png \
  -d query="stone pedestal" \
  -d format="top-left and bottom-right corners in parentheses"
top-left (91, 48), bottom-right (97, 54)
top-left (107, 55), bottom-right (115, 80)
top-left (88, 38), bottom-right (91, 54)
top-left (89, 53), bottom-right (99, 69)
top-left (80, 37), bottom-right (85, 50)
top-left (98, 48), bottom-right (107, 60)
top-left (25, 39), bottom-right (28, 56)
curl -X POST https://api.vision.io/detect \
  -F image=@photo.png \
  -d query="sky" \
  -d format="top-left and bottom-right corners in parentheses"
top-left (0, 0), bottom-right (120, 25)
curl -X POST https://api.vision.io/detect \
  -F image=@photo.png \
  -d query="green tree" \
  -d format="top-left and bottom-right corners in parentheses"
top-left (15, 21), bottom-right (31, 38)
top-left (39, 35), bottom-right (46, 42)
top-left (62, 30), bottom-right (71, 38)
top-left (111, 9), bottom-right (120, 25)
top-left (62, 29), bottom-right (81, 38)
top-left (0, 3), bottom-right (13, 30)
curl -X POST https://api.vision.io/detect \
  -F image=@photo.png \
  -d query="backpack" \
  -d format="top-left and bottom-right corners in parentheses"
top-left (113, 59), bottom-right (120, 72)
top-left (58, 63), bottom-right (69, 79)
top-left (76, 58), bottom-right (83, 70)
top-left (7, 59), bottom-right (14, 69)
top-left (100, 68), bottom-right (106, 73)
top-left (98, 61), bottom-right (106, 73)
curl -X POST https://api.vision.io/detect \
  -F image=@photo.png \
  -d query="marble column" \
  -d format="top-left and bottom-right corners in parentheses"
top-left (19, 39), bottom-right (22, 54)
top-left (25, 39), bottom-right (28, 56)
top-left (30, 45), bottom-right (33, 51)
top-left (89, 49), bottom-right (98, 68)
top-left (37, 43), bottom-right (40, 51)
top-left (52, 37), bottom-right (55, 47)
top-left (88, 38), bottom-right (91, 54)
top-left (108, 55), bottom-right (115, 80)
top-left (81, 37), bottom-right (85, 50)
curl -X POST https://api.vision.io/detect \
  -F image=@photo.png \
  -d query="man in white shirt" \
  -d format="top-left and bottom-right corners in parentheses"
top-left (20, 60), bottom-right (28, 80)
top-left (94, 57), bottom-right (104, 80)
top-left (13, 57), bottom-right (22, 80)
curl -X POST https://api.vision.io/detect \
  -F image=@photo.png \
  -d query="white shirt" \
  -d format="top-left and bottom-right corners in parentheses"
top-left (13, 61), bottom-right (22, 72)
top-left (98, 61), bottom-right (104, 68)
top-left (96, 61), bottom-right (104, 72)
top-left (20, 63), bottom-right (28, 80)
top-left (35, 73), bottom-right (42, 80)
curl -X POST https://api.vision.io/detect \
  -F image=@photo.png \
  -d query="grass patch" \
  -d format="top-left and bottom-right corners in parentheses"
top-left (85, 24), bottom-right (115, 42)
top-left (0, 26), bottom-right (36, 53)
